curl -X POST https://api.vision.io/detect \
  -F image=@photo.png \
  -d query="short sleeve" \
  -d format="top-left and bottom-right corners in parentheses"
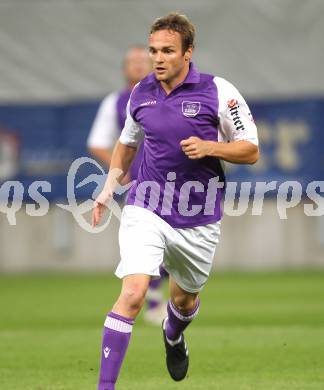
top-left (214, 77), bottom-right (258, 145)
top-left (119, 100), bottom-right (144, 147)
top-left (87, 93), bottom-right (119, 149)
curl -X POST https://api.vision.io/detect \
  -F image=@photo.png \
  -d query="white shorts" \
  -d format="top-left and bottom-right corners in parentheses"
top-left (115, 205), bottom-right (221, 293)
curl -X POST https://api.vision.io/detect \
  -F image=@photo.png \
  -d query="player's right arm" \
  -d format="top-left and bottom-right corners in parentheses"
top-left (92, 100), bottom-right (144, 227)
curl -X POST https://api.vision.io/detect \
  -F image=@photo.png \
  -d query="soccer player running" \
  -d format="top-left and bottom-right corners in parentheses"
top-left (87, 46), bottom-right (168, 325)
top-left (92, 12), bottom-right (259, 390)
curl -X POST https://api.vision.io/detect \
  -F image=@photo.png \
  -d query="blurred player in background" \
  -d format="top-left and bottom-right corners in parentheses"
top-left (87, 46), bottom-right (168, 325)
top-left (92, 12), bottom-right (259, 390)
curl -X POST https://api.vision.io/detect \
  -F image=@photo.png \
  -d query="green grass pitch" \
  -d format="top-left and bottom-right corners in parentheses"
top-left (1, 272), bottom-right (324, 389)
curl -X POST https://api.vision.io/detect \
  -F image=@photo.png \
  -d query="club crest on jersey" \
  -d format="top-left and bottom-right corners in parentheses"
top-left (182, 101), bottom-right (201, 117)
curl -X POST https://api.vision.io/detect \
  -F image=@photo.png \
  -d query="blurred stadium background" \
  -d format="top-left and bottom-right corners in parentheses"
top-left (0, 1), bottom-right (324, 389)
top-left (0, 0), bottom-right (323, 271)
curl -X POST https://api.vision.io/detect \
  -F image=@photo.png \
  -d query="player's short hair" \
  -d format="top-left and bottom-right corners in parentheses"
top-left (150, 12), bottom-right (195, 54)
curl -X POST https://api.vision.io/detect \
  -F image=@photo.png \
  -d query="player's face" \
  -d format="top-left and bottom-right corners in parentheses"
top-left (149, 30), bottom-right (192, 88)
top-left (124, 48), bottom-right (152, 86)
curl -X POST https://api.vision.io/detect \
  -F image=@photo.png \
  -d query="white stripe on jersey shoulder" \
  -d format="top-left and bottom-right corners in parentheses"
top-left (213, 76), bottom-right (244, 114)
top-left (119, 87), bottom-right (145, 147)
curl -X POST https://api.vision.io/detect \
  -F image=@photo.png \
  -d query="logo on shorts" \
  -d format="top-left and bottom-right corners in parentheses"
top-left (182, 101), bottom-right (201, 117)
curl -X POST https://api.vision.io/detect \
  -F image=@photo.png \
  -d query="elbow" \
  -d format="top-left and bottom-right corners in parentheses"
top-left (247, 147), bottom-right (260, 165)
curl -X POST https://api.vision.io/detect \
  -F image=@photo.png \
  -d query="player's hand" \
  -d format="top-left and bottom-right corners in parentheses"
top-left (180, 136), bottom-right (213, 159)
top-left (92, 190), bottom-right (113, 227)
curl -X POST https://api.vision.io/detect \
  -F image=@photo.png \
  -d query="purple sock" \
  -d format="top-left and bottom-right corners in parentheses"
top-left (166, 299), bottom-right (200, 342)
top-left (98, 312), bottom-right (134, 390)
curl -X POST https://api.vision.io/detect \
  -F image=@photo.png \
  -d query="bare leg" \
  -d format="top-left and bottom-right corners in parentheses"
top-left (113, 274), bottom-right (151, 318)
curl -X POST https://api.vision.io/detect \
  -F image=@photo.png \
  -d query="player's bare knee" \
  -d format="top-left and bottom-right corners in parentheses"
top-left (120, 287), bottom-right (146, 312)
top-left (172, 294), bottom-right (198, 314)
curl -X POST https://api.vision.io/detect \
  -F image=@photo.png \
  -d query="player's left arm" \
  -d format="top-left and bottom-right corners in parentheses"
top-left (180, 138), bottom-right (259, 164)
top-left (181, 77), bottom-right (259, 165)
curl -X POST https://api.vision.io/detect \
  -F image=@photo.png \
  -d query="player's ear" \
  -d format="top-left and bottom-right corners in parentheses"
top-left (184, 46), bottom-right (193, 61)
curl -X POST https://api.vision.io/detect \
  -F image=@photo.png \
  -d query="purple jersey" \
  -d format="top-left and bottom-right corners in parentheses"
top-left (124, 63), bottom-right (223, 228)
top-left (120, 63), bottom-right (258, 228)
